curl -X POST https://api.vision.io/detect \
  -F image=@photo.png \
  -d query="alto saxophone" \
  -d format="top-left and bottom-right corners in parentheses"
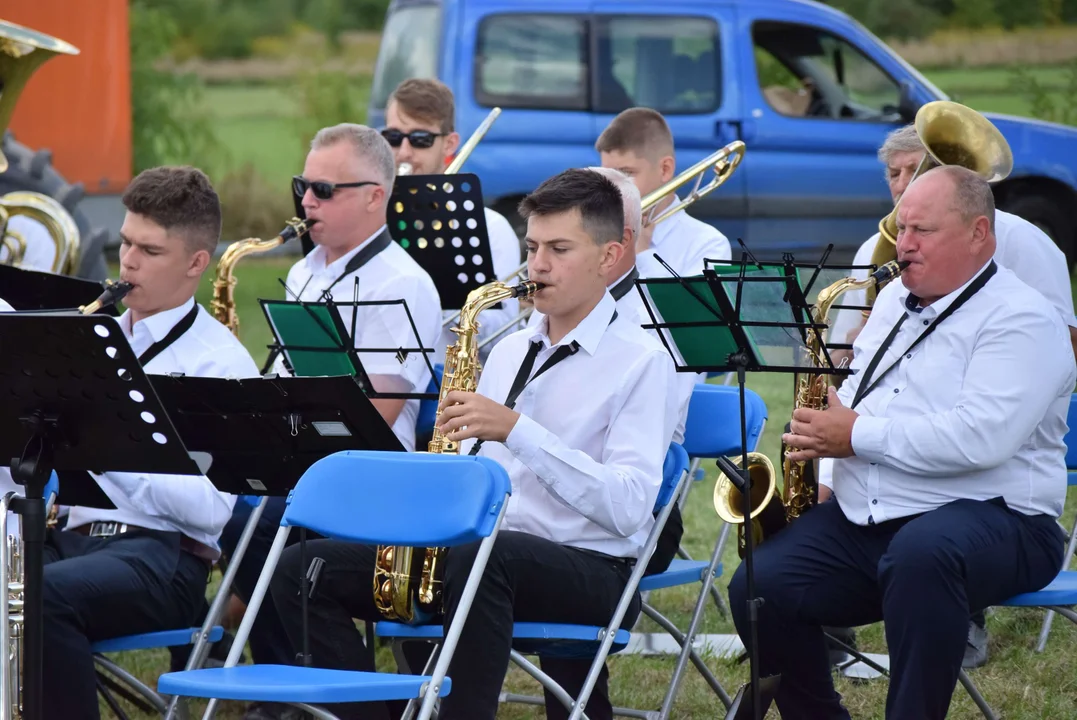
top-left (372, 279), bottom-right (544, 624)
top-left (782, 259), bottom-right (908, 519)
top-left (210, 218), bottom-right (313, 336)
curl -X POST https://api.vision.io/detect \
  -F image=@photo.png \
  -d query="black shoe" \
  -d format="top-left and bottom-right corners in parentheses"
top-left (824, 626), bottom-right (857, 667)
top-left (962, 620), bottom-right (989, 669)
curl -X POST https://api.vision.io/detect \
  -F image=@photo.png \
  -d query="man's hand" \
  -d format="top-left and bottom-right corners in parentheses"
top-left (782, 387), bottom-right (857, 462)
top-left (437, 391), bottom-right (520, 444)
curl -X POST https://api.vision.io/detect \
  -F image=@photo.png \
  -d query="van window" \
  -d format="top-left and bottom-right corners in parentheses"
top-left (752, 21), bottom-right (902, 121)
top-left (475, 15), bottom-right (588, 110)
top-left (596, 16), bottom-right (720, 114)
top-left (370, 4), bottom-right (443, 110)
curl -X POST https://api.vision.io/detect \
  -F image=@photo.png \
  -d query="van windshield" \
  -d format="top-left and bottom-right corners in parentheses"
top-left (371, 3), bottom-right (442, 109)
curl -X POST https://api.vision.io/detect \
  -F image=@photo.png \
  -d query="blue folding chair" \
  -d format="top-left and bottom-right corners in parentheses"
top-left (1034, 392), bottom-right (1077, 651)
top-left (376, 443), bottom-right (695, 720)
top-left (157, 450), bottom-right (512, 720)
top-left (634, 383), bottom-right (767, 719)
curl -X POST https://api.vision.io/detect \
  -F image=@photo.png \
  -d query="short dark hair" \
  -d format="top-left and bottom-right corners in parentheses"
top-left (518, 169), bottom-right (624, 245)
top-left (388, 78), bottom-right (455, 133)
top-left (595, 107), bottom-right (675, 162)
top-left (122, 166), bottom-right (222, 254)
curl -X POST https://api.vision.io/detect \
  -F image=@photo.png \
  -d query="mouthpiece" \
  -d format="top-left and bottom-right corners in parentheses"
top-left (513, 281), bottom-right (546, 298)
top-left (898, 260), bottom-right (911, 270)
top-left (80, 280), bottom-right (134, 315)
top-left (870, 259), bottom-right (908, 285)
top-left (281, 217), bottom-right (316, 243)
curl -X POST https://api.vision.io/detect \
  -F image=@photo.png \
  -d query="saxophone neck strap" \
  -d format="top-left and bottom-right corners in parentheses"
top-left (851, 261), bottom-right (996, 409)
top-left (138, 303), bottom-right (200, 366)
top-left (610, 267), bottom-right (640, 302)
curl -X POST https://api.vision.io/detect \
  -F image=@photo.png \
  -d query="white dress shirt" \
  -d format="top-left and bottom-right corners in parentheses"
top-left (0, 298), bottom-right (11, 312)
top-left (637, 202), bottom-right (731, 278)
top-left (63, 298), bottom-right (261, 556)
top-left (462, 291), bottom-right (680, 558)
top-left (278, 226), bottom-right (443, 451)
top-left (822, 209), bottom-right (1077, 489)
top-left (827, 260), bottom-right (1075, 525)
top-left (438, 207), bottom-right (522, 353)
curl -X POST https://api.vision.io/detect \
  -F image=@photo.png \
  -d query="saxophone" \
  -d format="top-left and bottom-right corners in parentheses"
top-left (372, 279), bottom-right (544, 624)
top-left (714, 260), bottom-right (906, 553)
top-left (210, 218), bottom-right (313, 336)
top-left (782, 259), bottom-right (908, 518)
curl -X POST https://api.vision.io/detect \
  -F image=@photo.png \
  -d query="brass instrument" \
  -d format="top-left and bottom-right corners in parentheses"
top-left (445, 107), bottom-right (501, 175)
top-left (373, 279), bottom-right (544, 623)
top-left (210, 218), bottom-right (313, 336)
top-left (79, 280), bottom-right (134, 315)
top-left (0, 22), bottom-right (81, 277)
top-left (714, 260), bottom-right (907, 555)
top-left (0, 493), bottom-right (24, 720)
top-left (867, 100), bottom-right (1012, 305)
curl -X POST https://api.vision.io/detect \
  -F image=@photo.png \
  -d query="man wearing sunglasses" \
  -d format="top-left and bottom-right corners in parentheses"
top-left (217, 124), bottom-right (443, 720)
top-left (384, 78), bottom-right (523, 357)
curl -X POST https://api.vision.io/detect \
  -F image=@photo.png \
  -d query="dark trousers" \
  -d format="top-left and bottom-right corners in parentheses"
top-left (269, 530), bottom-right (639, 720)
top-left (728, 497), bottom-right (1064, 720)
top-left (43, 527), bottom-right (210, 720)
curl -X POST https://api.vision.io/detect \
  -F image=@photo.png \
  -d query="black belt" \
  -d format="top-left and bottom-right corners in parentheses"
top-left (572, 545), bottom-right (636, 570)
top-left (68, 522), bottom-right (216, 563)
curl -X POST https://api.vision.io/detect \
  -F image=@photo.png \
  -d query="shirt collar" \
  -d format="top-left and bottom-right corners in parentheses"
top-left (121, 296), bottom-right (196, 342)
top-left (611, 267), bottom-right (635, 288)
top-left (304, 224), bottom-right (388, 276)
top-left (899, 259), bottom-right (994, 320)
top-left (530, 291), bottom-right (617, 356)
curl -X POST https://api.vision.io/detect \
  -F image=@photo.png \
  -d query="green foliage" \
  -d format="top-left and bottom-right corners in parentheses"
top-left (129, 0), bottom-right (221, 174)
top-left (824, 0), bottom-right (1077, 39)
top-left (291, 66), bottom-right (374, 152)
top-left (1010, 59), bottom-right (1077, 125)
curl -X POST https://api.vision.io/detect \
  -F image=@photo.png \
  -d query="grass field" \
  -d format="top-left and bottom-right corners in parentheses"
top-left (95, 257), bottom-right (1077, 719)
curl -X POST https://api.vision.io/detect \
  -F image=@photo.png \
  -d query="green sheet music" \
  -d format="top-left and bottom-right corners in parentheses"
top-left (261, 300), bottom-right (357, 377)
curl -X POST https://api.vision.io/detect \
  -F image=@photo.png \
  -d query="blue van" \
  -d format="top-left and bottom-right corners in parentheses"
top-left (368, 0), bottom-right (1077, 265)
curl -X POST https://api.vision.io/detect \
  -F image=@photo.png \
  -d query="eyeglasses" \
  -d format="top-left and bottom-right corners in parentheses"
top-left (292, 176), bottom-right (379, 201)
top-left (380, 128), bottom-right (446, 149)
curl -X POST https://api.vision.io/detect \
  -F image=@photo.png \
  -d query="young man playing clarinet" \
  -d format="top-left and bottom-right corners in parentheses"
top-left (268, 168), bottom-right (681, 720)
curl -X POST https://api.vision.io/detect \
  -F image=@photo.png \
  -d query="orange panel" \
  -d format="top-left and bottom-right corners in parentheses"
top-left (4, 1), bottom-right (131, 194)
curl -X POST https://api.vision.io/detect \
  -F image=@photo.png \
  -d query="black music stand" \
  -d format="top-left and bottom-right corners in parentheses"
top-left (637, 252), bottom-right (853, 720)
top-left (0, 264), bottom-right (121, 315)
top-left (388, 172), bottom-right (496, 311)
top-left (0, 313), bottom-right (203, 720)
top-left (148, 374), bottom-right (405, 497)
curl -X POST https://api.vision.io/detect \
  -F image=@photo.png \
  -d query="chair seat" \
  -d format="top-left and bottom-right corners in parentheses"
top-left (158, 665), bottom-right (450, 704)
top-left (639, 560), bottom-right (721, 592)
top-left (92, 626), bottom-right (225, 654)
top-left (1000, 571), bottom-right (1077, 607)
top-left (375, 621), bottom-right (631, 658)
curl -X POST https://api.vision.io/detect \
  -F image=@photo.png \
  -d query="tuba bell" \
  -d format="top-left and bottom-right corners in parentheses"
top-left (867, 100), bottom-right (1012, 305)
top-left (0, 20), bottom-right (81, 276)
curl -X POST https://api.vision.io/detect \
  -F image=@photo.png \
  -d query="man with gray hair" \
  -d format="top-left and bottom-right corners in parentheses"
top-left (820, 122), bottom-right (1077, 669)
top-left (732, 165), bottom-right (1073, 720)
top-left (216, 125), bottom-right (442, 719)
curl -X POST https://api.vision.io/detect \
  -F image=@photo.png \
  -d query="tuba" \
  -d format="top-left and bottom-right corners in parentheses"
top-left (713, 260), bottom-right (907, 555)
top-left (866, 100), bottom-right (1012, 306)
top-left (0, 21), bottom-right (81, 276)
top-left (210, 218), bottom-right (313, 336)
top-left (373, 279), bottom-right (543, 624)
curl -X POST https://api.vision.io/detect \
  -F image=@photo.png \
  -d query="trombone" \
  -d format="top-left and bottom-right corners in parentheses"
top-left (469, 140), bottom-right (748, 348)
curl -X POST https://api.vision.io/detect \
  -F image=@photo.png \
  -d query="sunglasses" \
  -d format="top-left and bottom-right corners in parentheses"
top-left (381, 128), bottom-right (446, 149)
top-left (292, 176), bottom-right (379, 201)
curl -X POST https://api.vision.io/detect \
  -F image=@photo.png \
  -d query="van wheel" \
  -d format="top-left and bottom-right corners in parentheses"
top-left (1001, 193), bottom-right (1076, 270)
top-left (0, 132), bottom-right (110, 281)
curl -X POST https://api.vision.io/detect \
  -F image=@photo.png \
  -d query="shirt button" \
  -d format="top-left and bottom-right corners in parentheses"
top-left (872, 499), bottom-right (878, 505)
top-left (870, 462), bottom-right (877, 466)
top-left (923, 320), bottom-right (929, 326)
top-left (906, 353), bottom-right (912, 359)
top-left (893, 388), bottom-right (899, 393)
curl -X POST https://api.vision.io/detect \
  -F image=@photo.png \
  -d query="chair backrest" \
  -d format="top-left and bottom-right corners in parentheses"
top-left (655, 443), bottom-right (689, 511)
top-left (1064, 393), bottom-right (1077, 471)
top-left (682, 384), bottom-right (768, 459)
top-left (415, 363), bottom-right (445, 439)
top-left (282, 450), bottom-right (510, 546)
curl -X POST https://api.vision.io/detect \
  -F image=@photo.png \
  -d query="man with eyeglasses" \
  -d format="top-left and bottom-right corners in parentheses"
top-left (383, 78), bottom-right (523, 356)
top-left (212, 123), bottom-right (443, 720)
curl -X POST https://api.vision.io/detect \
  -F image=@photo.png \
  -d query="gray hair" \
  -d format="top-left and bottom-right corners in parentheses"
top-left (877, 124), bottom-right (923, 167)
top-left (939, 165), bottom-right (996, 234)
top-left (311, 123), bottom-right (396, 189)
top-left (586, 166), bottom-right (642, 242)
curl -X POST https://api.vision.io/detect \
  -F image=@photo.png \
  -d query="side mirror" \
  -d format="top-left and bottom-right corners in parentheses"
top-left (898, 81), bottom-right (920, 123)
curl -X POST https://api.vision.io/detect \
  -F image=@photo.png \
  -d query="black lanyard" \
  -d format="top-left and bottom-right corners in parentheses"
top-left (468, 309), bottom-right (618, 455)
top-left (851, 262), bottom-right (996, 409)
top-left (296, 227), bottom-right (393, 299)
top-left (137, 303), bottom-right (199, 366)
top-left (610, 267), bottom-right (640, 301)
